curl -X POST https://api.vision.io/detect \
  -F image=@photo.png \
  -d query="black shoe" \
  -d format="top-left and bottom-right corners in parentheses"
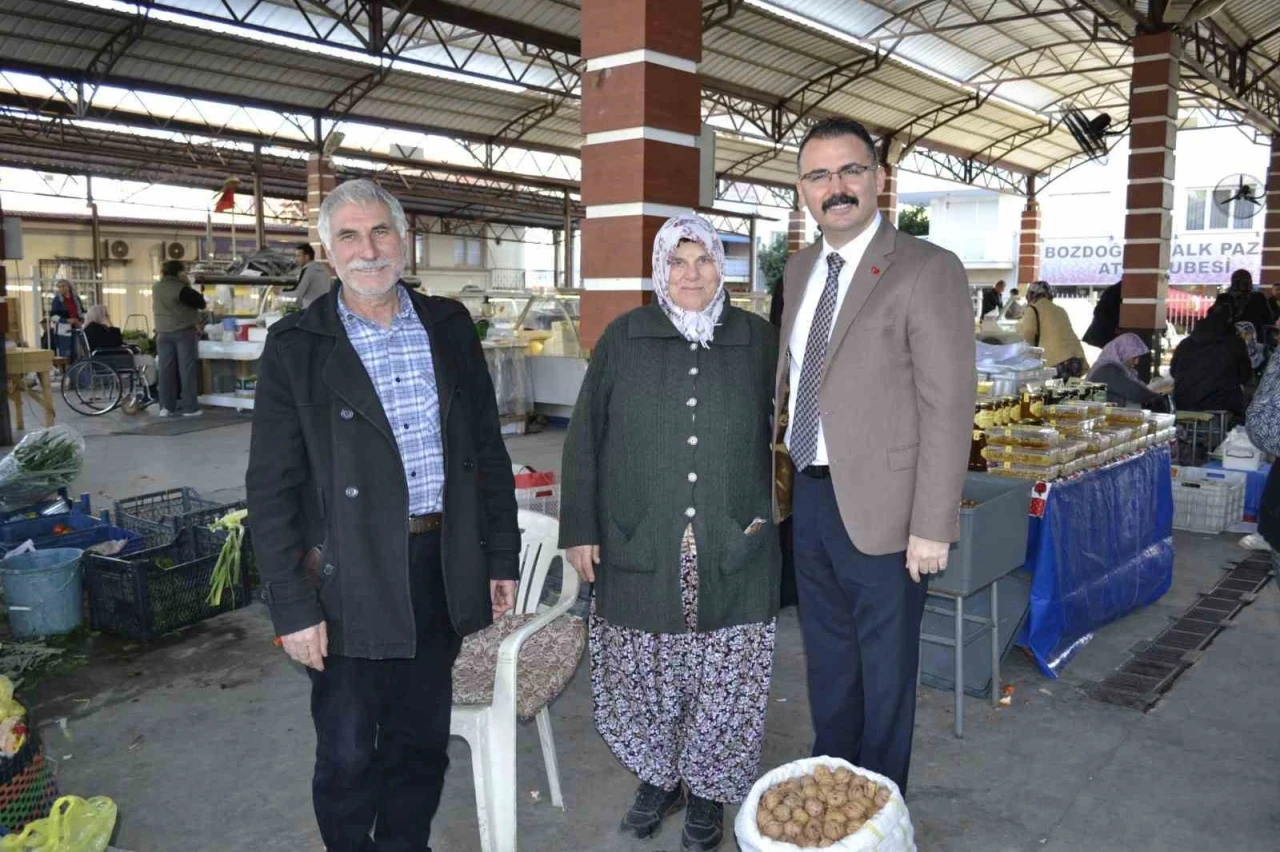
top-left (682, 793), bottom-right (724, 851)
top-left (620, 781), bottom-right (685, 839)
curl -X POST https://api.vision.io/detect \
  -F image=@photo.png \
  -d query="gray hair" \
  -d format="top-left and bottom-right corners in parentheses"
top-left (316, 179), bottom-right (409, 253)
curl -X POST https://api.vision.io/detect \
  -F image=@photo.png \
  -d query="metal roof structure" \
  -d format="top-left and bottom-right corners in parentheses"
top-left (1, 0), bottom-right (1278, 226)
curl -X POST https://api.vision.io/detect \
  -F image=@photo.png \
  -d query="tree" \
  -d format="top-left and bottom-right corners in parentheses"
top-left (758, 233), bottom-right (789, 294)
top-left (898, 205), bottom-right (929, 236)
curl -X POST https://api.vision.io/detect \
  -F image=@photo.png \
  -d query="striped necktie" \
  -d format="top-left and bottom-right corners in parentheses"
top-left (789, 252), bottom-right (845, 471)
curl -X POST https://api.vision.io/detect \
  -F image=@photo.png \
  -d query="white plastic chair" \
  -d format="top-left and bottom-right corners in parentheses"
top-left (450, 510), bottom-right (581, 852)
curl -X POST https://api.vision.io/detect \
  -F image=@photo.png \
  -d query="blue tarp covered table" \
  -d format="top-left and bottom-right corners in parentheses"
top-left (1016, 445), bottom-right (1175, 677)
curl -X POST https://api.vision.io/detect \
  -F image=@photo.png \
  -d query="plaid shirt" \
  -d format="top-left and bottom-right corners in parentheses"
top-left (338, 285), bottom-right (444, 514)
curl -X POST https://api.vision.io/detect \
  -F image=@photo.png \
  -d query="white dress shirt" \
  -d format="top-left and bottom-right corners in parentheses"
top-left (785, 212), bottom-right (882, 465)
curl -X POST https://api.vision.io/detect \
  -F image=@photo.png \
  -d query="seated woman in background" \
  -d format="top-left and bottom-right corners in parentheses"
top-left (1171, 304), bottom-right (1252, 419)
top-left (83, 305), bottom-right (157, 388)
top-left (1086, 333), bottom-right (1171, 411)
top-left (83, 305), bottom-right (124, 351)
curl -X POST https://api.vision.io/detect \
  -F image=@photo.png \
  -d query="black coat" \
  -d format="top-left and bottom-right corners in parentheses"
top-left (246, 282), bottom-right (520, 659)
top-left (1170, 331), bottom-right (1252, 417)
top-left (980, 289), bottom-right (1003, 317)
top-left (1083, 282), bottom-right (1121, 349)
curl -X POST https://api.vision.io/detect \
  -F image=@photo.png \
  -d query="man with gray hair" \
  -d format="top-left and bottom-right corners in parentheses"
top-left (246, 178), bottom-right (521, 851)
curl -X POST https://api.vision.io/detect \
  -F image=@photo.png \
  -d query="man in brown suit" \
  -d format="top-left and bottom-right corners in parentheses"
top-left (773, 118), bottom-right (975, 794)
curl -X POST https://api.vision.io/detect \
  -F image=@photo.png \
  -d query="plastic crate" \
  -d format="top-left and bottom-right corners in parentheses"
top-left (1171, 467), bottom-right (1245, 534)
top-left (83, 525), bottom-right (253, 641)
top-left (0, 490), bottom-right (89, 528)
top-left (0, 511), bottom-right (156, 557)
top-left (112, 488), bottom-right (219, 534)
top-left (932, 473), bottom-right (1033, 596)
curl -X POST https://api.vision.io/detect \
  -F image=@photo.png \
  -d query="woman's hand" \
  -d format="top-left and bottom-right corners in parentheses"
top-left (566, 544), bottom-right (599, 584)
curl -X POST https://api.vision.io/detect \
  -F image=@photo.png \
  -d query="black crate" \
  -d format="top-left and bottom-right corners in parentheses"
top-left (84, 525), bottom-right (253, 641)
top-left (113, 487), bottom-right (217, 530)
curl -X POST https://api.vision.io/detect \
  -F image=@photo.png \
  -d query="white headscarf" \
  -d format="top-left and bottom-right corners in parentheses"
top-left (651, 214), bottom-right (727, 348)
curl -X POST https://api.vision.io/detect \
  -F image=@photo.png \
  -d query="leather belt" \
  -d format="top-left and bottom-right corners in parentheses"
top-left (408, 513), bottom-right (442, 534)
top-left (801, 465), bottom-right (831, 479)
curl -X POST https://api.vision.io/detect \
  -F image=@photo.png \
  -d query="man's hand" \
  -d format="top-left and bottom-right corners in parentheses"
top-left (280, 622), bottom-right (328, 671)
top-left (491, 579), bottom-right (517, 620)
top-left (906, 535), bottom-right (950, 584)
top-left (566, 544), bottom-right (599, 584)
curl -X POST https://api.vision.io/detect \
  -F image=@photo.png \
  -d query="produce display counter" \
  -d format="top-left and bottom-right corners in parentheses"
top-left (197, 340), bottom-right (262, 412)
top-left (1016, 445), bottom-right (1175, 676)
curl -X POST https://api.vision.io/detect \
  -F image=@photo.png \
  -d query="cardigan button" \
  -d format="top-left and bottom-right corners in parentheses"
top-left (345, 486), bottom-right (359, 499)
top-left (686, 397), bottom-right (697, 407)
top-left (322, 564), bottom-right (335, 576)
top-left (688, 435), bottom-right (698, 446)
top-left (689, 367), bottom-right (699, 376)
top-left (463, 459), bottom-right (476, 471)
top-left (688, 472), bottom-right (698, 483)
top-left (685, 507), bottom-right (696, 518)
top-left (339, 408), bottom-right (354, 420)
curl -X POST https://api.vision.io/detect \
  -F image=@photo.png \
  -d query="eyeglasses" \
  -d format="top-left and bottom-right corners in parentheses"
top-left (800, 162), bottom-right (877, 187)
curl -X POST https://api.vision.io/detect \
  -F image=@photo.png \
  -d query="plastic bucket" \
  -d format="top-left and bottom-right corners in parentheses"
top-left (0, 548), bottom-right (84, 638)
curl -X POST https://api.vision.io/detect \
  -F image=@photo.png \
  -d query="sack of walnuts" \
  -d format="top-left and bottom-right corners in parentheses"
top-left (733, 757), bottom-right (915, 852)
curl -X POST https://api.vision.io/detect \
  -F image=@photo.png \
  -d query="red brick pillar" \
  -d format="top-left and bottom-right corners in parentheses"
top-left (787, 207), bottom-right (809, 256)
top-left (878, 163), bottom-right (899, 224)
top-left (1120, 31), bottom-right (1180, 362)
top-left (307, 153), bottom-right (336, 260)
top-left (1018, 191), bottom-right (1041, 287)
top-left (578, 0), bottom-right (702, 350)
top-left (1264, 137), bottom-right (1280, 286)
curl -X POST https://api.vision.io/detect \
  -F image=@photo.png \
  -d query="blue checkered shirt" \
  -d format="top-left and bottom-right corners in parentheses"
top-left (337, 285), bottom-right (444, 515)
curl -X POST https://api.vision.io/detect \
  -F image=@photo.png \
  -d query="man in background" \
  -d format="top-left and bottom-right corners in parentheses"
top-left (980, 279), bottom-right (1005, 319)
top-left (1002, 286), bottom-right (1027, 320)
top-left (151, 259), bottom-right (206, 418)
top-left (287, 243), bottom-right (331, 310)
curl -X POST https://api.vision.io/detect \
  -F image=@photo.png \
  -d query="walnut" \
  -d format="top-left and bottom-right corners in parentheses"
top-left (761, 789), bottom-right (781, 812)
top-left (804, 798), bottom-right (825, 818)
top-left (823, 819), bottom-right (845, 841)
top-left (875, 788), bottom-right (891, 808)
top-left (791, 807), bottom-right (810, 827)
top-left (826, 788), bottom-right (847, 807)
top-left (813, 765), bottom-right (835, 785)
top-left (771, 805), bottom-right (791, 823)
top-left (803, 820), bottom-right (823, 843)
top-left (832, 767), bottom-right (853, 785)
top-left (783, 820), bottom-right (803, 840)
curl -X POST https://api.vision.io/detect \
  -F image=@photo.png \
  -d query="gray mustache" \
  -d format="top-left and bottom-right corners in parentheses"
top-left (348, 259), bottom-right (393, 271)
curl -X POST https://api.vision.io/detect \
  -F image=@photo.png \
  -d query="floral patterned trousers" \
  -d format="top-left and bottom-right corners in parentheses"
top-left (589, 526), bottom-right (776, 803)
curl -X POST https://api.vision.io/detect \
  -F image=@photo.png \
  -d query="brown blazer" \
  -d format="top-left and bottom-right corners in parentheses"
top-left (772, 219), bottom-right (976, 555)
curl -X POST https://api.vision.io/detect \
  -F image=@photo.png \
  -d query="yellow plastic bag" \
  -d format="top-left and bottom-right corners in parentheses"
top-left (0, 796), bottom-right (117, 852)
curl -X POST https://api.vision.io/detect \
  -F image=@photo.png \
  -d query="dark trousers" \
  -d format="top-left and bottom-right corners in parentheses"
top-left (307, 530), bottom-right (462, 852)
top-left (792, 472), bottom-right (929, 795)
top-left (156, 327), bottom-right (199, 414)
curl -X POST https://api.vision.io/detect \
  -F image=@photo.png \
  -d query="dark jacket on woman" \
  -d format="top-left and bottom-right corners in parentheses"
top-left (84, 322), bottom-right (123, 352)
top-left (1090, 363), bottom-right (1169, 410)
top-left (1082, 282), bottom-right (1121, 349)
top-left (1171, 329), bottom-right (1252, 416)
top-left (559, 303), bottom-right (781, 635)
top-left (246, 282), bottom-right (520, 658)
top-left (50, 292), bottom-right (84, 324)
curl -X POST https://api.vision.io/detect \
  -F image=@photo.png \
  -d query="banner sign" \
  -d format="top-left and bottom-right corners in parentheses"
top-left (1041, 235), bottom-right (1262, 285)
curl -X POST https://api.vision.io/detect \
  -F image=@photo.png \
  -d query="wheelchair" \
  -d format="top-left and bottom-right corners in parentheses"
top-left (60, 330), bottom-right (155, 416)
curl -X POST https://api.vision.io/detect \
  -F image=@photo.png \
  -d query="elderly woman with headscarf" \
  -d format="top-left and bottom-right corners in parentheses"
top-left (559, 213), bottom-right (781, 851)
top-left (82, 305), bottom-right (158, 388)
top-left (1016, 280), bottom-right (1089, 378)
top-left (1087, 333), bottom-right (1171, 410)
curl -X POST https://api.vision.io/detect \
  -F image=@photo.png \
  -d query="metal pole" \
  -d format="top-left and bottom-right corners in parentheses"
top-left (563, 191), bottom-right (573, 290)
top-left (409, 214), bottom-right (418, 275)
top-left (253, 143), bottom-right (266, 251)
top-left (0, 202), bottom-right (12, 446)
top-left (553, 229), bottom-right (562, 288)
top-left (749, 216), bottom-right (759, 292)
top-left (87, 176), bottom-right (102, 303)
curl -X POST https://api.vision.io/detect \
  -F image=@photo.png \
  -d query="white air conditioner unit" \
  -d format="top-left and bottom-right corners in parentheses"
top-left (104, 238), bottom-right (130, 261)
top-left (164, 241), bottom-right (186, 260)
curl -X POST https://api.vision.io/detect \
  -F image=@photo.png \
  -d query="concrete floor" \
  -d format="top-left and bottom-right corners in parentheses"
top-left (14, 399), bottom-right (1280, 852)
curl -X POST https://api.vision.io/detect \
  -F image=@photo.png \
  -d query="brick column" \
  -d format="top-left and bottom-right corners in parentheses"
top-left (307, 153), bottom-right (336, 259)
top-left (1120, 31), bottom-right (1180, 367)
top-left (1264, 137), bottom-right (1280, 287)
top-left (878, 162), bottom-right (899, 224)
top-left (1018, 192), bottom-right (1041, 286)
top-left (578, 0), bottom-right (702, 350)
top-left (787, 207), bottom-right (808, 256)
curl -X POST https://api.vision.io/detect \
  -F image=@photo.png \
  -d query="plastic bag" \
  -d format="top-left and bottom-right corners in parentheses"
top-left (0, 796), bottom-right (116, 851)
top-left (1219, 427), bottom-right (1263, 471)
top-left (0, 428), bottom-right (85, 512)
top-left (735, 758), bottom-right (915, 852)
